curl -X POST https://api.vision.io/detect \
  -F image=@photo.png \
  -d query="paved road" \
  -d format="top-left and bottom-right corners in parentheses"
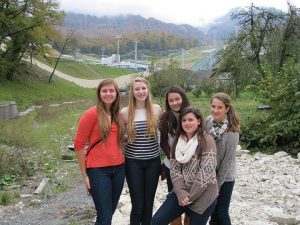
top-left (32, 59), bottom-right (148, 88)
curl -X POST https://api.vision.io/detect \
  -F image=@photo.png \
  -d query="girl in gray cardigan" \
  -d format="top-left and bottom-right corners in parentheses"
top-left (206, 93), bottom-right (240, 225)
top-left (152, 106), bottom-right (218, 225)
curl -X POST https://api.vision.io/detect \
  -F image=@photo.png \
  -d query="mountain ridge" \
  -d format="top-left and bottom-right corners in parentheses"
top-left (63, 12), bottom-right (205, 40)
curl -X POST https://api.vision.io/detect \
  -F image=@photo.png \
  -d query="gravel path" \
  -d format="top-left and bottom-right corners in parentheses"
top-left (1, 151), bottom-right (299, 225)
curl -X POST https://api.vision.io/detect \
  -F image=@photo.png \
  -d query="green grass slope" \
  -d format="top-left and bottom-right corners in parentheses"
top-left (0, 62), bottom-right (95, 111)
top-left (38, 56), bottom-right (133, 79)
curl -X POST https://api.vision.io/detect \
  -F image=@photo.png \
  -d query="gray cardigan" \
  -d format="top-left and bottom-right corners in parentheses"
top-left (205, 117), bottom-right (239, 189)
top-left (214, 132), bottom-right (239, 188)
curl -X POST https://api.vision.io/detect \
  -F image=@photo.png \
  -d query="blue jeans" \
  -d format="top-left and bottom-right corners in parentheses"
top-left (125, 157), bottom-right (161, 225)
top-left (209, 181), bottom-right (235, 225)
top-left (87, 164), bottom-right (125, 225)
top-left (152, 192), bottom-right (217, 225)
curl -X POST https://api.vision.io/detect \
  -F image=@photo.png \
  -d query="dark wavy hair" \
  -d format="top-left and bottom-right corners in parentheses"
top-left (164, 86), bottom-right (190, 135)
top-left (171, 106), bottom-right (207, 159)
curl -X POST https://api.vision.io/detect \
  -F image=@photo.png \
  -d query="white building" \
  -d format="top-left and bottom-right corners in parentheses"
top-left (101, 54), bottom-right (120, 65)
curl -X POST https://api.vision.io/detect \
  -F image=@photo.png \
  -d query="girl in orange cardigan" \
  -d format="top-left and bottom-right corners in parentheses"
top-left (74, 79), bottom-right (125, 225)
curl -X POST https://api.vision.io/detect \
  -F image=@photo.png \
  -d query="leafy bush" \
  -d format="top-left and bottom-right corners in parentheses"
top-left (241, 61), bottom-right (300, 155)
top-left (192, 86), bottom-right (202, 97)
top-left (0, 147), bottom-right (36, 187)
top-left (0, 174), bottom-right (20, 186)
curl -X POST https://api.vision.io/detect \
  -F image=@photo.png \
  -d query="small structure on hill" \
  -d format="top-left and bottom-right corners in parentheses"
top-left (0, 101), bottom-right (19, 119)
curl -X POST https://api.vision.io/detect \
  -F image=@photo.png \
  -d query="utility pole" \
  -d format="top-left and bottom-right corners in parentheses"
top-left (134, 40), bottom-right (138, 70)
top-left (116, 34), bottom-right (121, 64)
top-left (181, 48), bottom-right (185, 69)
top-left (100, 47), bottom-right (105, 64)
top-left (101, 47), bottom-right (105, 58)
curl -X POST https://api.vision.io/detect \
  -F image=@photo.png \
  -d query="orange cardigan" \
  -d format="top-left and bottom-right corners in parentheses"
top-left (74, 106), bottom-right (124, 168)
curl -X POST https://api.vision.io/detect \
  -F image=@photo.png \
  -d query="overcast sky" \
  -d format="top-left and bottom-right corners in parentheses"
top-left (58, 0), bottom-right (297, 27)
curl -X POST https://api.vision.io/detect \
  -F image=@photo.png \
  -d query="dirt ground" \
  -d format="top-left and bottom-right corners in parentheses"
top-left (1, 167), bottom-right (97, 225)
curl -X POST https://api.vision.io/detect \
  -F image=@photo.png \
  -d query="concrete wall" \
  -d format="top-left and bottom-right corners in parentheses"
top-left (0, 101), bottom-right (19, 119)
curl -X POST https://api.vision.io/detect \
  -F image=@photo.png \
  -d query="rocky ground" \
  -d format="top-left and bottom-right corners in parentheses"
top-left (1, 149), bottom-right (300, 225)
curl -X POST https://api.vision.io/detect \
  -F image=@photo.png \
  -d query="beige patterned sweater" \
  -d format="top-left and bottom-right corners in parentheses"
top-left (170, 134), bottom-right (218, 214)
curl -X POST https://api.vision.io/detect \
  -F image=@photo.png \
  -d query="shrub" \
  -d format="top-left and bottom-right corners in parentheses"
top-left (241, 61), bottom-right (300, 155)
top-left (0, 147), bottom-right (36, 186)
top-left (0, 192), bottom-right (11, 205)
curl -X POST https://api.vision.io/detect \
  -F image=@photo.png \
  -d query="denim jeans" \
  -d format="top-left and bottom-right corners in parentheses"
top-left (125, 157), bottom-right (161, 225)
top-left (152, 191), bottom-right (217, 225)
top-left (209, 181), bottom-right (235, 225)
top-left (87, 164), bottom-right (125, 225)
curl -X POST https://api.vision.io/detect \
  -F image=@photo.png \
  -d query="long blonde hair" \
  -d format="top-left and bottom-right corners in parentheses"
top-left (96, 79), bottom-right (123, 144)
top-left (127, 77), bottom-right (158, 143)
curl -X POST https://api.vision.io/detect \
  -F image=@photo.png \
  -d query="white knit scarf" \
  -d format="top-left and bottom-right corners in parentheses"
top-left (175, 135), bottom-right (198, 163)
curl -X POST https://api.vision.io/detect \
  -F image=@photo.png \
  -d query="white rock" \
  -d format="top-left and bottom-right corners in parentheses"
top-left (246, 220), bottom-right (277, 225)
top-left (118, 194), bottom-right (131, 207)
top-left (240, 154), bottom-right (254, 162)
top-left (259, 156), bottom-right (274, 164)
top-left (269, 212), bottom-right (298, 224)
top-left (284, 182), bottom-right (297, 189)
top-left (254, 152), bottom-right (263, 160)
top-left (232, 190), bottom-right (241, 200)
top-left (0, 206), bottom-right (4, 219)
top-left (237, 149), bottom-right (251, 156)
top-left (20, 194), bottom-right (33, 199)
top-left (270, 179), bottom-right (280, 185)
top-left (112, 209), bottom-right (128, 224)
top-left (295, 207), bottom-right (300, 215)
top-left (274, 151), bottom-right (289, 157)
top-left (121, 188), bottom-right (129, 195)
top-left (291, 188), bottom-right (300, 196)
top-left (276, 175), bottom-right (290, 183)
top-left (30, 199), bottom-right (42, 205)
top-left (120, 203), bottom-right (131, 215)
top-left (264, 207), bottom-right (284, 216)
top-left (296, 215), bottom-right (300, 223)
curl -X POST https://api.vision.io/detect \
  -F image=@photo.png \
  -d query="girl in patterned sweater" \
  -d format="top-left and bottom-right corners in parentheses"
top-left (152, 106), bottom-right (218, 225)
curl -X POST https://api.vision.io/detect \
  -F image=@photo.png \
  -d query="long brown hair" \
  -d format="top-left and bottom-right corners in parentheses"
top-left (96, 79), bottom-right (123, 144)
top-left (211, 92), bottom-right (240, 132)
top-left (127, 77), bottom-right (158, 143)
top-left (171, 106), bottom-right (207, 159)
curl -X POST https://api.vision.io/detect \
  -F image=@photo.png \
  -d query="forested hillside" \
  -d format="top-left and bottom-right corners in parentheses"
top-left (61, 13), bottom-right (204, 55)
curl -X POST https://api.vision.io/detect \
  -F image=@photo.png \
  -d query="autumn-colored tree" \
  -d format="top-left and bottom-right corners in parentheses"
top-left (0, 0), bottom-right (62, 80)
